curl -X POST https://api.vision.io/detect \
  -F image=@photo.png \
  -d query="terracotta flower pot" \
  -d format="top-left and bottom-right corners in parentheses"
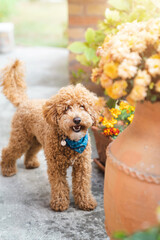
top-left (104, 101), bottom-right (160, 239)
top-left (92, 126), bottom-right (112, 171)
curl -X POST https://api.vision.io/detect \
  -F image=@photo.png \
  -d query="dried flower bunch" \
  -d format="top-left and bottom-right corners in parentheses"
top-left (92, 18), bottom-right (160, 103)
top-left (98, 100), bottom-right (135, 139)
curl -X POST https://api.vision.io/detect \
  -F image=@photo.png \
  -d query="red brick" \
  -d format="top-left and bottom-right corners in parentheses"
top-left (69, 15), bottom-right (104, 27)
top-left (85, 3), bottom-right (106, 16)
top-left (68, 27), bottom-right (85, 40)
top-left (69, 4), bottom-right (84, 15)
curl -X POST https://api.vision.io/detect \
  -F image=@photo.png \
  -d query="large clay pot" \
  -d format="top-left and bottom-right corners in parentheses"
top-left (104, 101), bottom-right (160, 239)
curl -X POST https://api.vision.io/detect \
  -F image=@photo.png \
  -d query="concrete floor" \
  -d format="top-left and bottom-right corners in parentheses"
top-left (0, 47), bottom-right (107, 240)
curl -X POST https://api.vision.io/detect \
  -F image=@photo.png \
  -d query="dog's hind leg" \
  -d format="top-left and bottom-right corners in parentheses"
top-left (24, 137), bottom-right (41, 169)
top-left (1, 126), bottom-right (30, 177)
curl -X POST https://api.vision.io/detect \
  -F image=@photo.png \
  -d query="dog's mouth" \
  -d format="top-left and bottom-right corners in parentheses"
top-left (72, 125), bottom-right (85, 133)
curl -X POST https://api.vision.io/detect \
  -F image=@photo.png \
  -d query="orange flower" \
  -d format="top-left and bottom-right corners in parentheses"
top-left (99, 116), bottom-right (104, 123)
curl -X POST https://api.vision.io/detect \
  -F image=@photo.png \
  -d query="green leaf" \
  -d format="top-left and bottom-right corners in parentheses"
top-left (106, 98), bottom-right (117, 108)
top-left (76, 54), bottom-right (90, 66)
top-left (85, 28), bottom-right (95, 44)
top-left (94, 30), bottom-right (105, 44)
top-left (151, 95), bottom-right (157, 102)
top-left (108, 0), bottom-right (131, 11)
top-left (113, 231), bottom-right (127, 239)
top-left (68, 42), bottom-right (86, 54)
top-left (84, 47), bottom-right (99, 64)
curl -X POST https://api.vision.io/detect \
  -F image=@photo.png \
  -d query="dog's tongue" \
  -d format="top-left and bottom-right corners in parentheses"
top-left (72, 125), bottom-right (81, 132)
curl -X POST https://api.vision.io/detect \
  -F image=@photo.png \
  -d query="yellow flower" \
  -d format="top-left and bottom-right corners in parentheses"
top-left (119, 101), bottom-right (129, 110)
top-left (149, 82), bottom-right (154, 89)
top-left (129, 85), bottom-right (147, 101)
top-left (127, 114), bottom-right (134, 123)
top-left (119, 101), bottom-right (135, 112)
top-left (155, 80), bottom-right (160, 92)
top-left (102, 117), bottom-right (117, 128)
top-left (103, 61), bottom-right (119, 79)
top-left (130, 106), bottom-right (135, 112)
top-left (110, 108), bottom-right (121, 118)
top-left (106, 80), bottom-right (128, 99)
top-left (151, 54), bottom-right (160, 59)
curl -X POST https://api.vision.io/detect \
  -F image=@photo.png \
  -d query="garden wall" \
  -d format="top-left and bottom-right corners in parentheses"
top-left (68, 0), bottom-right (108, 86)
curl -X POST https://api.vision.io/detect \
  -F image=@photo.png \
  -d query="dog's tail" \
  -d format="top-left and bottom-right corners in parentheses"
top-left (0, 60), bottom-right (28, 107)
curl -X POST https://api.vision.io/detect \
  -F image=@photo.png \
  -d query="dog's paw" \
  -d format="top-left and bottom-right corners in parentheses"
top-left (50, 197), bottom-right (70, 212)
top-left (1, 163), bottom-right (16, 177)
top-left (76, 195), bottom-right (97, 211)
top-left (25, 158), bottom-right (40, 169)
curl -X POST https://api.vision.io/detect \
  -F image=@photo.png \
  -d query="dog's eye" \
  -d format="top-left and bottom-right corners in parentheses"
top-left (80, 105), bottom-right (85, 109)
top-left (65, 106), bottom-right (71, 112)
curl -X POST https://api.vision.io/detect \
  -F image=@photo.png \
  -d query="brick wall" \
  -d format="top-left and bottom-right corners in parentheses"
top-left (68, 0), bottom-right (108, 86)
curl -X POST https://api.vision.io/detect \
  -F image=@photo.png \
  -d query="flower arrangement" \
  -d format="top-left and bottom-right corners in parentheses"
top-left (68, 0), bottom-right (160, 83)
top-left (92, 18), bottom-right (160, 104)
top-left (97, 100), bottom-right (135, 139)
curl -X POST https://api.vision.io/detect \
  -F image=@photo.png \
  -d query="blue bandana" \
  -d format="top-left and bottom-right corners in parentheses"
top-left (65, 133), bottom-right (88, 154)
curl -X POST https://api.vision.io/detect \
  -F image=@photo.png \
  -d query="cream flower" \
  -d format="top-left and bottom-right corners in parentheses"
top-left (125, 52), bottom-right (141, 66)
top-left (110, 39), bottom-right (130, 62)
top-left (134, 70), bottom-right (151, 87)
top-left (129, 85), bottom-right (147, 101)
top-left (146, 58), bottom-right (160, 77)
top-left (118, 60), bottom-right (137, 79)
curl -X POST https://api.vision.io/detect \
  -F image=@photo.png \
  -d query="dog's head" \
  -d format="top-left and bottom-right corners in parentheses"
top-left (43, 84), bottom-right (99, 141)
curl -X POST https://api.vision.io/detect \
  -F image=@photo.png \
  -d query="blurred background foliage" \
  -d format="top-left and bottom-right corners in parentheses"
top-left (0, 0), bottom-right (68, 47)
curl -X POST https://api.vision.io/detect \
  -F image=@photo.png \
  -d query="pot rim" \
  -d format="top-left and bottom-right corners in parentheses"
top-left (107, 143), bottom-right (160, 184)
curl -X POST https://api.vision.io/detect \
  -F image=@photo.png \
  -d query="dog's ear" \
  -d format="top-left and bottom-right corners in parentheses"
top-left (80, 88), bottom-right (100, 126)
top-left (43, 96), bottom-right (57, 125)
top-left (88, 95), bottom-right (100, 126)
top-left (75, 84), bottom-right (100, 126)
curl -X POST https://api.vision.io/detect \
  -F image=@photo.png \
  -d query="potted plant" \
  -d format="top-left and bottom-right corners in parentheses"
top-left (92, 100), bottom-right (134, 171)
top-left (92, 18), bottom-right (160, 238)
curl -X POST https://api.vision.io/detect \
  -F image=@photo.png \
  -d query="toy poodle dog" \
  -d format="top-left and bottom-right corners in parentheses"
top-left (0, 60), bottom-right (99, 211)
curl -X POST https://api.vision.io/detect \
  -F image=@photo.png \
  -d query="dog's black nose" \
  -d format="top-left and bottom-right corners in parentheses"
top-left (73, 117), bottom-right (81, 125)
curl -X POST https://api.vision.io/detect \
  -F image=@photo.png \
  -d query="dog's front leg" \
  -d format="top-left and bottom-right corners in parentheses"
top-left (47, 161), bottom-right (70, 212)
top-left (72, 157), bottom-right (97, 211)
